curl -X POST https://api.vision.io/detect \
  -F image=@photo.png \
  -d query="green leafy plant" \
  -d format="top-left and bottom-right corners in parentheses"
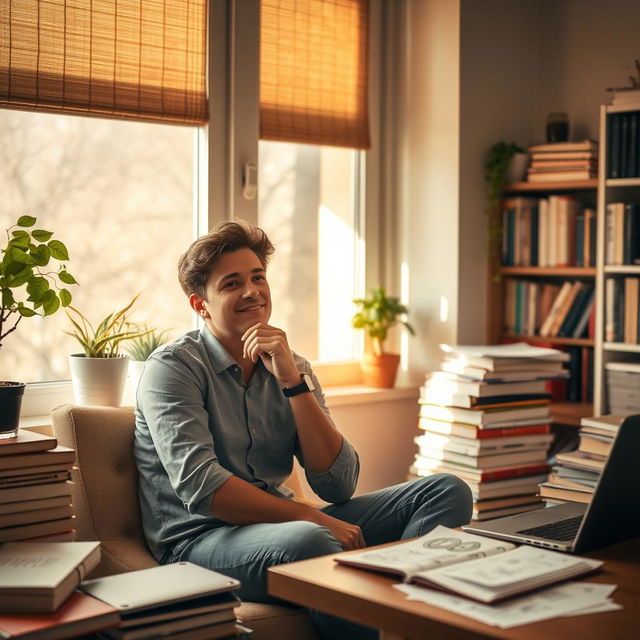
top-left (125, 326), bottom-right (171, 361)
top-left (352, 286), bottom-right (415, 357)
top-left (65, 294), bottom-right (152, 358)
top-left (485, 141), bottom-right (525, 280)
top-left (0, 215), bottom-right (77, 351)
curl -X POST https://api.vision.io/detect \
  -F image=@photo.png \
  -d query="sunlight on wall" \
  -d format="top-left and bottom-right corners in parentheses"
top-left (318, 204), bottom-right (356, 361)
top-left (400, 261), bottom-right (410, 371)
top-left (440, 295), bottom-right (449, 323)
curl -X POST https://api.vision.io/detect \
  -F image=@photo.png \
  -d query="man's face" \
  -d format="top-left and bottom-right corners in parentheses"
top-left (195, 247), bottom-right (272, 342)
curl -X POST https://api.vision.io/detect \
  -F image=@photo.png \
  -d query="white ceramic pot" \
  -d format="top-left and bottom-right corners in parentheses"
top-left (68, 354), bottom-right (129, 407)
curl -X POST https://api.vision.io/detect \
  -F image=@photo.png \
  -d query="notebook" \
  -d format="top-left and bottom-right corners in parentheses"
top-left (463, 414), bottom-right (640, 553)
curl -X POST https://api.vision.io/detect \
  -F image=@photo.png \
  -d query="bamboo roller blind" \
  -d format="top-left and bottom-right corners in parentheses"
top-left (260, 0), bottom-right (370, 149)
top-left (0, 0), bottom-right (208, 125)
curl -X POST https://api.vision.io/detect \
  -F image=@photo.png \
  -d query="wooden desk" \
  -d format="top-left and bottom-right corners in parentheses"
top-left (268, 537), bottom-right (640, 640)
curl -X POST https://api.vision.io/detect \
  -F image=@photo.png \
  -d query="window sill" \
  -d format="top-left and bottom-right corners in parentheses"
top-left (324, 385), bottom-right (419, 407)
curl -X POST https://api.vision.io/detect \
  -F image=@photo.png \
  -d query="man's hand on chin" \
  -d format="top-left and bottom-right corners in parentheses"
top-left (241, 322), bottom-right (300, 386)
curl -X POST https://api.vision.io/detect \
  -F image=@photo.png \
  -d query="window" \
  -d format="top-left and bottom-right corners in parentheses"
top-left (0, 110), bottom-right (195, 384)
top-left (258, 141), bottom-right (364, 362)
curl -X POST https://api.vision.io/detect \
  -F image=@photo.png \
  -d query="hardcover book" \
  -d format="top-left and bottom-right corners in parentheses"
top-left (0, 591), bottom-right (119, 640)
top-left (0, 431), bottom-right (57, 456)
top-left (0, 542), bottom-right (101, 614)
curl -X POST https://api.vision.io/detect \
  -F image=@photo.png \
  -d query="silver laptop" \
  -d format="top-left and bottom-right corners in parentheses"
top-left (463, 414), bottom-right (640, 553)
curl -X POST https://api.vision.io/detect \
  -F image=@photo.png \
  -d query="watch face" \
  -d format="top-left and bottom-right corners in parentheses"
top-left (303, 374), bottom-right (316, 392)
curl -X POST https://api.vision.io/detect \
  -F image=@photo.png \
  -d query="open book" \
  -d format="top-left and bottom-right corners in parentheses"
top-left (335, 526), bottom-right (602, 603)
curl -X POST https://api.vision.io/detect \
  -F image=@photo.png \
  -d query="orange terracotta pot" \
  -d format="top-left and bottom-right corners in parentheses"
top-left (361, 352), bottom-right (400, 388)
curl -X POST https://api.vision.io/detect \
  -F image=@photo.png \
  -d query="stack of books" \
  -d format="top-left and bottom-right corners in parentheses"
top-left (539, 414), bottom-right (623, 505)
top-left (605, 362), bottom-right (640, 413)
top-left (0, 541), bottom-right (119, 640)
top-left (409, 343), bottom-right (568, 522)
top-left (0, 430), bottom-right (76, 543)
top-left (526, 140), bottom-right (598, 182)
top-left (80, 563), bottom-right (249, 640)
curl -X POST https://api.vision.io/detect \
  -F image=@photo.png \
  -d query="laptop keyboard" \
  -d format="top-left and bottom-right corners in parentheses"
top-left (517, 515), bottom-right (583, 541)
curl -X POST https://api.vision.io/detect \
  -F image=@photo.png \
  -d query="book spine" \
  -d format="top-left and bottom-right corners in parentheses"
top-left (575, 211), bottom-right (585, 267)
top-left (629, 112), bottom-right (638, 178)
top-left (609, 113), bottom-right (621, 178)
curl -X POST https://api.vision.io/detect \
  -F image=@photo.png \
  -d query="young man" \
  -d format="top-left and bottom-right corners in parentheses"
top-left (134, 221), bottom-right (472, 639)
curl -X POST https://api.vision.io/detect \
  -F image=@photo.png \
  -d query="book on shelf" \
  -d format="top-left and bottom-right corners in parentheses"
top-left (538, 484), bottom-right (594, 504)
top-left (415, 430), bottom-right (553, 455)
top-left (0, 471), bottom-right (72, 487)
top-left (528, 170), bottom-right (596, 182)
top-left (0, 430), bottom-right (57, 456)
top-left (528, 140), bottom-right (598, 154)
top-left (0, 591), bottom-right (119, 640)
top-left (410, 460), bottom-right (551, 484)
top-left (472, 500), bottom-right (544, 522)
top-left (607, 111), bottom-right (640, 178)
top-left (439, 342), bottom-right (569, 368)
top-left (418, 403), bottom-right (550, 428)
top-left (0, 496), bottom-right (72, 516)
top-left (414, 442), bottom-right (550, 471)
top-left (335, 525), bottom-right (601, 604)
top-left (0, 481), bottom-right (73, 505)
top-left (0, 505), bottom-right (74, 529)
top-left (539, 281), bottom-right (573, 337)
top-left (440, 360), bottom-right (567, 381)
top-left (0, 517), bottom-right (77, 544)
top-left (0, 446), bottom-right (75, 472)
top-left (418, 418), bottom-right (551, 440)
top-left (422, 373), bottom-right (548, 398)
top-left (0, 541), bottom-right (101, 614)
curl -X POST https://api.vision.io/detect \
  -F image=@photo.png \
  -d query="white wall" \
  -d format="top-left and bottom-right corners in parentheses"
top-left (395, 0), bottom-right (640, 382)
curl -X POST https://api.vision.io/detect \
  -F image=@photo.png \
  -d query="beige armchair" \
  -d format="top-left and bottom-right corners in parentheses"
top-left (51, 404), bottom-right (322, 640)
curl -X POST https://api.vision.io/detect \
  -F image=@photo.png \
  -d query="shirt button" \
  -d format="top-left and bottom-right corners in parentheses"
top-left (251, 428), bottom-right (257, 435)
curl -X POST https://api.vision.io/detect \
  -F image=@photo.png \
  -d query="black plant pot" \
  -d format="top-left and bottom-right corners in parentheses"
top-left (0, 381), bottom-right (26, 438)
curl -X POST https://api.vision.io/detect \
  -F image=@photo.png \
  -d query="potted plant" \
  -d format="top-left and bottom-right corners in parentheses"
top-left (485, 141), bottom-right (526, 280)
top-left (0, 215), bottom-right (77, 438)
top-left (352, 287), bottom-right (415, 388)
top-left (123, 326), bottom-right (171, 405)
top-left (65, 294), bottom-right (151, 407)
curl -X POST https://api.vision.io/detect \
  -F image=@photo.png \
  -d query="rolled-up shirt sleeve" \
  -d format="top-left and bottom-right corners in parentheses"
top-left (138, 349), bottom-right (232, 516)
top-left (297, 365), bottom-right (360, 503)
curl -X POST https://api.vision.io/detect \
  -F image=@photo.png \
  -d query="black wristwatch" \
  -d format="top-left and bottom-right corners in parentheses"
top-left (282, 373), bottom-right (316, 397)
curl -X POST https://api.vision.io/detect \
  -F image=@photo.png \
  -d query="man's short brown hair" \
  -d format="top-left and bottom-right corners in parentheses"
top-left (178, 220), bottom-right (274, 297)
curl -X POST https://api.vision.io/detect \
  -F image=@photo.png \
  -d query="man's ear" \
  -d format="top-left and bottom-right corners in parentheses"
top-left (189, 293), bottom-right (209, 318)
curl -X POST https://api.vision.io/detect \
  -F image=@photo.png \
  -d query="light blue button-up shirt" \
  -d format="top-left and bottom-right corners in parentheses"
top-left (134, 327), bottom-right (360, 561)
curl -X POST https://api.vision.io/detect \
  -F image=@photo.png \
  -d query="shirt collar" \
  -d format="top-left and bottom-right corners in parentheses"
top-left (198, 326), bottom-right (270, 385)
top-left (199, 326), bottom-right (238, 374)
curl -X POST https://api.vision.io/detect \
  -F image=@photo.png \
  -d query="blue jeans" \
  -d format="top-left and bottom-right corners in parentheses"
top-left (174, 474), bottom-right (472, 640)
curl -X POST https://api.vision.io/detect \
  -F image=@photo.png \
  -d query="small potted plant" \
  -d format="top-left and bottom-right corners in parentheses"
top-left (485, 141), bottom-right (526, 280)
top-left (123, 326), bottom-right (171, 404)
top-left (65, 294), bottom-right (151, 407)
top-left (352, 286), bottom-right (415, 388)
top-left (0, 215), bottom-right (77, 438)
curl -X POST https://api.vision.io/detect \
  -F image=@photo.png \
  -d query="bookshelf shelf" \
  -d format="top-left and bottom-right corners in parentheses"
top-left (502, 334), bottom-right (594, 347)
top-left (603, 265), bottom-right (640, 274)
top-left (603, 342), bottom-right (640, 353)
top-left (605, 178), bottom-right (640, 187)
top-left (501, 266), bottom-right (596, 277)
top-left (505, 179), bottom-right (598, 193)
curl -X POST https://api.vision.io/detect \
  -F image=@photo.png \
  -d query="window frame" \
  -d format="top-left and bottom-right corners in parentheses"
top-left (20, 0), bottom-right (385, 417)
